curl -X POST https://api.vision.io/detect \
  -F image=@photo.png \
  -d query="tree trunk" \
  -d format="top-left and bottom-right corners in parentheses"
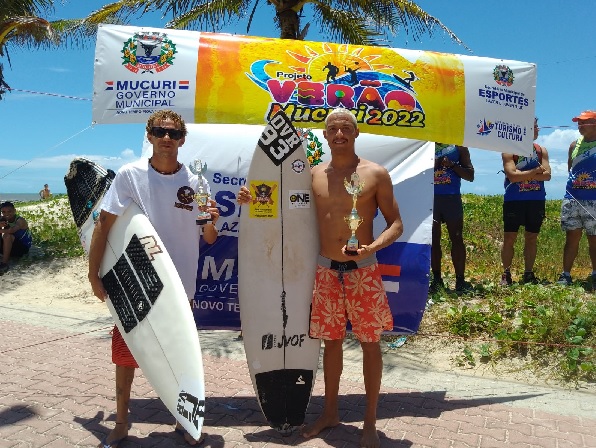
top-left (276, 2), bottom-right (301, 39)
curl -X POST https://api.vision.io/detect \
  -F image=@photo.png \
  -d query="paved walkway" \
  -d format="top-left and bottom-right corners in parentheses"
top-left (1, 306), bottom-right (596, 447)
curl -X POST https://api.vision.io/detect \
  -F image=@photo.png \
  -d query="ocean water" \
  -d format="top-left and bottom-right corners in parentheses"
top-left (0, 193), bottom-right (47, 203)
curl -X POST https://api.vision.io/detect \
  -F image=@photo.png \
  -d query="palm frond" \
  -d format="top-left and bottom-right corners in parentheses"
top-left (165, 0), bottom-right (248, 31)
top-left (371, 0), bottom-right (470, 50)
top-left (312, 5), bottom-right (386, 46)
top-left (0, 16), bottom-right (56, 55)
top-left (310, 0), bottom-right (468, 49)
top-left (2, 0), bottom-right (54, 18)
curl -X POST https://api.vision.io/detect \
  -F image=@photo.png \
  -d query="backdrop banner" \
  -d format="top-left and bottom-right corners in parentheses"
top-left (96, 24), bottom-right (536, 156)
top-left (141, 125), bottom-right (433, 334)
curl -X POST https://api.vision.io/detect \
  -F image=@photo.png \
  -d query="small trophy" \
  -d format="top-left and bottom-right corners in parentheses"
top-left (344, 172), bottom-right (365, 256)
top-left (190, 159), bottom-right (212, 225)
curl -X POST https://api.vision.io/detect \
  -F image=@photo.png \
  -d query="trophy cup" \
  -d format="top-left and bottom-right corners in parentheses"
top-left (190, 159), bottom-right (212, 225)
top-left (344, 172), bottom-right (365, 256)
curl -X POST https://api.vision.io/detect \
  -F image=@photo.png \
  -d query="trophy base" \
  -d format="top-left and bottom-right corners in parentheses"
top-left (196, 215), bottom-right (212, 226)
top-left (345, 240), bottom-right (359, 257)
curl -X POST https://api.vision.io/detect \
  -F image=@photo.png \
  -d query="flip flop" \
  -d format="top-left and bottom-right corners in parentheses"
top-left (97, 434), bottom-right (127, 448)
top-left (174, 426), bottom-right (206, 446)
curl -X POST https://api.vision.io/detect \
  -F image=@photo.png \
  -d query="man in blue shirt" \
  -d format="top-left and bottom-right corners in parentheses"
top-left (430, 143), bottom-right (474, 293)
top-left (557, 110), bottom-right (596, 287)
top-left (500, 117), bottom-right (551, 285)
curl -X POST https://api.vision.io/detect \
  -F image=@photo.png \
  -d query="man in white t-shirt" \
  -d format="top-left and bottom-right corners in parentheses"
top-left (88, 110), bottom-right (219, 447)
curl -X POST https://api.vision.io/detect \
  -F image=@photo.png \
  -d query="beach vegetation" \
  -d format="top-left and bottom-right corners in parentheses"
top-left (17, 195), bottom-right (83, 258)
top-left (418, 194), bottom-right (596, 386)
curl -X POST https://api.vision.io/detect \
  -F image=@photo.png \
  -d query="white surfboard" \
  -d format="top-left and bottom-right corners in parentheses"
top-left (238, 111), bottom-right (321, 432)
top-left (64, 158), bottom-right (205, 440)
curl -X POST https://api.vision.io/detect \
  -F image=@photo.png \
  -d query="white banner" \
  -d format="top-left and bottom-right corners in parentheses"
top-left (142, 125), bottom-right (433, 333)
top-left (98, 24), bottom-right (536, 156)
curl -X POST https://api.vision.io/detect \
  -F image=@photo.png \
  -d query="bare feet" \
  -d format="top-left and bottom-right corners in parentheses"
top-left (301, 413), bottom-right (340, 439)
top-left (98, 422), bottom-right (128, 448)
top-left (360, 423), bottom-right (380, 448)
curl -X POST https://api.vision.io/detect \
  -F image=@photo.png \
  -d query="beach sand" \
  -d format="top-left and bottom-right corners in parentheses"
top-left (0, 256), bottom-right (112, 332)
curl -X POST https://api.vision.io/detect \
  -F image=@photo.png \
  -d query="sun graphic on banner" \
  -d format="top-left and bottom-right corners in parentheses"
top-left (285, 43), bottom-right (393, 83)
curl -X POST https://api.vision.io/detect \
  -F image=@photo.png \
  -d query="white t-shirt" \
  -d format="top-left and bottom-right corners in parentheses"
top-left (101, 158), bottom-right (211, 301)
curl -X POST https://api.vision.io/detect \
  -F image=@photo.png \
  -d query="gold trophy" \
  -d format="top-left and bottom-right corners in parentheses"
top-left (344, 172), bottom-right (365, 256)
top-left (190, 159), bottom-right (212, 225)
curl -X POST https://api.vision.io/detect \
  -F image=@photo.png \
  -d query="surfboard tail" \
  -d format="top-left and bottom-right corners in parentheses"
top-left (255, 368), bottom-right (314, 429)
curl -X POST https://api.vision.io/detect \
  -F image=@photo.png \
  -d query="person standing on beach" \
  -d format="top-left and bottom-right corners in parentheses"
top-left (87, 110), bottom-right (219, 447)
top-left (39, 184), bottom-right (51, 200)
top-left (430, 143), bottom-right (474, 293)
top-left (0, 201), bottom-right (33, 274)
top-left (238, 108), bottom-right (403, 448)
top-left (557, 110), bottom-right (596, 287)
top-left (500, 117), bottom-right (551, 286)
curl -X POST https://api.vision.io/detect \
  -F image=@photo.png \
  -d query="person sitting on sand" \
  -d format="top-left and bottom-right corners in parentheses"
top-left (39, 184), bottom-right (51, 200)
top-left (0, 201), bottom-right (33, 274)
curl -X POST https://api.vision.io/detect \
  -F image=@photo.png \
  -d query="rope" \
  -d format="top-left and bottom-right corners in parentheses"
top-left (0, 124), bottom-right (94, 181)
top-left (7, 87), bottom-right (91, 101)
top-left (410, 330), bottom-right (596, 351)
top-left (0, 325), bottom-right (113, 354)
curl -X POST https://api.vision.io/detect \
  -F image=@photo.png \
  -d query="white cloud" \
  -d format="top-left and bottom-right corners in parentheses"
top-left (537, 129), bottom-right (579, 150)
top-left (48, 67), bottom-right (71, 73)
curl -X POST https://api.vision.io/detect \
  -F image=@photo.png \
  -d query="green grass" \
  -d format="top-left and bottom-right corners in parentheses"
top-left (423, 194), bottom-right (596, 386)
top-left (16, 195), bottom-right (84, 259)
top-left (12, 193), bottom-right (596, 385)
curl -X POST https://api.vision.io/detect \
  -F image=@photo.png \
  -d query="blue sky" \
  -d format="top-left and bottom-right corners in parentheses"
top-left (0, 0), bottom-right (593, 196)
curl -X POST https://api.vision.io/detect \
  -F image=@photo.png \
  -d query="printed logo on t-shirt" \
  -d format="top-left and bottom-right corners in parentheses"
top-left (175, 186), bottom-right (195, 211)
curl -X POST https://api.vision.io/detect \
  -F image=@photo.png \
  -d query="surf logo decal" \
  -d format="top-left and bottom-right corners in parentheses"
top-left (177, 391), bottom-right (205, 431)
top-left (291, 159), bottom-right (305, 173)
top-left (101, 234), bottom-right (164, 333)
top-left (249, 181), bottom-right (278, 219)
top-left (258, 110), bottom-right (302, 166)
top-left (121, 31), bottom-right (177, 74)
top-left (288, 190), bottom-right (311, 209)
top-left (138, 235), bottom-right (163, 261)
top-left (262, 333), bottom-right (307, 349)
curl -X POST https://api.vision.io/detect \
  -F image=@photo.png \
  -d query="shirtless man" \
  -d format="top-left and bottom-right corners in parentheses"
top-left (238, 108), bottom-right (403, 447)
top-left (39, 184), bottom-right (51, 200)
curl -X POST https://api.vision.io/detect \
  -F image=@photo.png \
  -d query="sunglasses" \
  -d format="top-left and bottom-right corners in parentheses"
top-left (150, 127), bottom-right (184, 140)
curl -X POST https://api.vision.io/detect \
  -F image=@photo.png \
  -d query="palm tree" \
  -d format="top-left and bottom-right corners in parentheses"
top-left (92, 0), bottom-right (466, 48)
top-left (0, 1), bottom-right (53, 98)
top-left (0, 0), bottom-right (466, 101)
top-left (0, 0), bottom-right (118, 100)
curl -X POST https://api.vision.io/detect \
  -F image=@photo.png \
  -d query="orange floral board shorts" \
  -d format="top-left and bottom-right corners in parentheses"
top-left (309, 256), bottom-right (393, 342)
top-left (112, 325), bottom-right (139, 368)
